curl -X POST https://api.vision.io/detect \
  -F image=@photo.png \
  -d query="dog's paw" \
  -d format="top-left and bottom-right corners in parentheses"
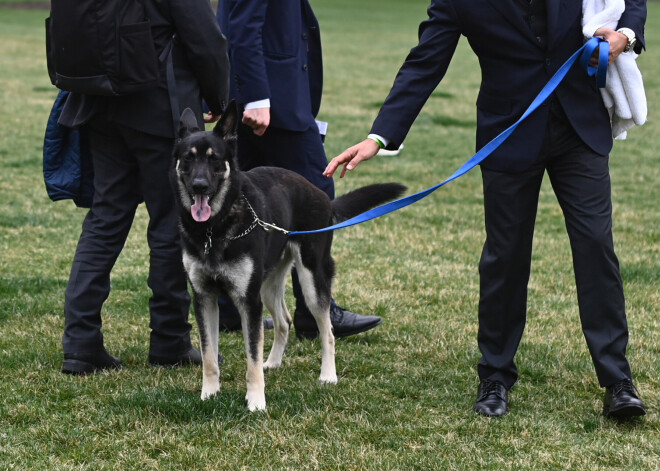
top-left (200, 384), bottom-right (220, 401)
top-left (318, 373), bottom-right (338, 384)
top-left (263, 359), bottom-right (282, 370)
top-left (245, 393), bottom-right (267, 412)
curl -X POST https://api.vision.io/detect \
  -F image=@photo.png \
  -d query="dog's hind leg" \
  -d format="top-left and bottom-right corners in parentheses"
top-left (293, 247), bottom-right (337, 384)
top-left (262, 254), bottom-right (293, 370)
top-left (195, 293), bottom-right (221, 400)
top-left (235, 297), bottom-right (267, 411)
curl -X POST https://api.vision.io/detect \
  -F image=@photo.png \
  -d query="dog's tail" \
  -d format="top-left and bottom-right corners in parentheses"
top-left (331, 183), bottom-right (407, 224)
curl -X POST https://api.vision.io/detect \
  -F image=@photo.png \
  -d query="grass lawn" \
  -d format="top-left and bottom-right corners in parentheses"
top-left (1, 1), bottom-right (659, 469)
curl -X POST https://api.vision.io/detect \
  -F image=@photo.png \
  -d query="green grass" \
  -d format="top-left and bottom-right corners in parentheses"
top-left (1, 1), bottom-right (659, 469)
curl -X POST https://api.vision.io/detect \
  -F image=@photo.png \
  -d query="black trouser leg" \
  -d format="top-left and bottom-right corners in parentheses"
top-left (477, 165), bottom-right (544, 388)
top-left (63, 117), bottom-right (140, 354)
top-left (547, 146), bottom-right (631, 387)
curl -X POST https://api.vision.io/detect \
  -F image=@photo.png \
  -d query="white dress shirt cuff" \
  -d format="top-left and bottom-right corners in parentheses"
top-left (367, 133), bottom-right (390, 149)
top-left (245, 99), bottom-right (271, 110)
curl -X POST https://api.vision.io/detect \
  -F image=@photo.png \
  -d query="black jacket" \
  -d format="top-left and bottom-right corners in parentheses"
top-left (371, 0), bottom-right (646, 171)
top-left (59, 0), bottom-right (229, 138)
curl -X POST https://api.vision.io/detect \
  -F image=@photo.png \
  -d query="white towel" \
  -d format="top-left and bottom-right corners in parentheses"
top-left (582, 0), bottom-right (647, 139)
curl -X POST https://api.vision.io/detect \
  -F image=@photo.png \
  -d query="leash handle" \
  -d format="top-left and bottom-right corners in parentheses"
top-left (288, 38), bottom-right (608, 236)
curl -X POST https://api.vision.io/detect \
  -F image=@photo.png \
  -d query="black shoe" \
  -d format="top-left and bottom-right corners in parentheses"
top-left (148, 346), bottom-right (224, 367)
top-left (62, 347), bottom-right (123, 375)
top-left (473, 379), bottom-right (509, 417)
top-left (220, 316), bottom-right (274, 332)
top-left (294, 304), bottom-right (382, 340)
top-left (603, 379), bottom-right (646, 419)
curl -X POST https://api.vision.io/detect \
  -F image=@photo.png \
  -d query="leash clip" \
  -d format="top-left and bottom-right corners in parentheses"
top-left (257, 220), bottom-right (290, 235)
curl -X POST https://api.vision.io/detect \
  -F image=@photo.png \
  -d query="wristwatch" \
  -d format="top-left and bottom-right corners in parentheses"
top-left (617, 27), bottom-right (637, 53)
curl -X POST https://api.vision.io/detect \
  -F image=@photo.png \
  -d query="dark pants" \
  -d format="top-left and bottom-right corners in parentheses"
top-left (477, 105), bottom-right (631, 389)
top-left (62, 114), bottom-right (192, 356)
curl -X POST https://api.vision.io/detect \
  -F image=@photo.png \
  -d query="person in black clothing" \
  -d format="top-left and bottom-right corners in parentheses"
top-left (326, 0), bottom-right (647, 419)
top-left (58, 0), bottom-right (229, 375)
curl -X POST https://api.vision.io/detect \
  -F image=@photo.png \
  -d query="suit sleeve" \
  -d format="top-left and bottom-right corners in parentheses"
top-left (221, 0), bottom-right (271, 106)
top-left (370, 0), bottom-right (462, 149)
top-left (619, 0), bottom-right (647, 53)
top-left (170, 0), bottom-right (230, 115)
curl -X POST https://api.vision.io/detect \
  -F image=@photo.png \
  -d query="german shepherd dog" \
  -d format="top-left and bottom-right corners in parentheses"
top-left (171, 103), bottom-right (405, 411)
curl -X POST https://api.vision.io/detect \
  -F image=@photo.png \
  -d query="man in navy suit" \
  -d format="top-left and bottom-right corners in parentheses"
top-left (215, 0), bottom-right (382, 339)
top-left (326, 0), bottom-right (647, 419)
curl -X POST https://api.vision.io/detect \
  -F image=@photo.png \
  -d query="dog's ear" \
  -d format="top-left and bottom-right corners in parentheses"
top-left (213, 100), bottom-right (238, 142)
top-left (178, 108), bottom-right (201, 139)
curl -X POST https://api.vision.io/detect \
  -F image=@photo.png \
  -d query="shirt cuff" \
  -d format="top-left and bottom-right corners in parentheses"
top-left (245, 99), bottom-right (271, 110)
top-left (367, 133), bottom-right (389, 149)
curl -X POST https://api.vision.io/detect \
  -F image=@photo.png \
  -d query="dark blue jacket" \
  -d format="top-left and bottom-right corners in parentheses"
top-left (217, 0), bottom-right (323, 131)
top-left (371, 0), bottom-right (647, 172)
top-left (43, 90), bottom-right (93, 208)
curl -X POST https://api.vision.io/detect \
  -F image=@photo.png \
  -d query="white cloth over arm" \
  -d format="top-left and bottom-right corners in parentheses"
top-left (582, 0), bottom-right (647, 139)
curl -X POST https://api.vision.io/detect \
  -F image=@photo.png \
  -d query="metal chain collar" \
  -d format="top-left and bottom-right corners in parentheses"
top-left (203, 193), bottom-right (289, 255)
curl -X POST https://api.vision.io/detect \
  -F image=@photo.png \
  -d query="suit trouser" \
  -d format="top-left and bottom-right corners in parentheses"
top-left (477, 111), bottom-right (632, 389)
top-left (217, 121), bottom-right (336, 320)
top-left (62, 114), bottom-right (192, 356)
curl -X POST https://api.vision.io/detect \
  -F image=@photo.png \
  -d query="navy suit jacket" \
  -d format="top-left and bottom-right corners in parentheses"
top-left (217, 0), bottom-right (323, 132)
top-left (371, 0), bottom-right (647, 172)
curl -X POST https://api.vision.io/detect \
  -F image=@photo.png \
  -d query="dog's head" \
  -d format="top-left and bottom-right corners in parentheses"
top-left (172, 101), bottom-right (239, 223)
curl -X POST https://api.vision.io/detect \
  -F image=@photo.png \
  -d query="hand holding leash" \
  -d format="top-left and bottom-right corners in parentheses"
top-left (591, 27), bottom-right (628, 66)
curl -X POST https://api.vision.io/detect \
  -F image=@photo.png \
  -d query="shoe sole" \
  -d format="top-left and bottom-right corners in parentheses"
top-left (603, 405), bottom-right (647, 419)
top-left (62, 359), bottom-right (122, 375)
top-left (296, 318), bottom-right (382, 340)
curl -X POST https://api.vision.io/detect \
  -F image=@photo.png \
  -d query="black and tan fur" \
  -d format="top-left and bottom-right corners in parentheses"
top-left (171, 103), bottom-right (405, 410)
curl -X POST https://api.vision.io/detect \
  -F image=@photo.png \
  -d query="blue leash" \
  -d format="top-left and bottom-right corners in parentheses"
top-left (288, 37), bottom-right (608, 236)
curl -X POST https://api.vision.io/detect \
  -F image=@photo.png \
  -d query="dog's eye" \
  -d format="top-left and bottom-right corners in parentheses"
top-left (183, 152), bottom-right (194, 162)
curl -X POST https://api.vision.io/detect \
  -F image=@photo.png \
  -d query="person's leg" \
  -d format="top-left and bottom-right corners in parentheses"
top-left (257, 124), bottom-right (381, 338)
top-left (544, 107), bottom-right (643, 419)
top-left (220, 122), bottom-right (380, 338)
top-left (473, 164), bottom-right (544, 415)
top-left (62, 116), bottom-right (141, 373)
top-left (547, 146), bottom-right (632, 386)
top-left (120, 125), bottom-right (194, 360)
top-left (477, 165), bottom-right (545, 389)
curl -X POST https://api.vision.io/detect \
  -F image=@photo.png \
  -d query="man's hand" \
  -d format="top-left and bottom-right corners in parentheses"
top-left (592, 27), bottom-right (629, 66)
top-left (204, 112), bottom-right (221, 124)
top-left (324, 139), bottom-right (380, 178)
top-left (242, 107), bottom-right (270, 136)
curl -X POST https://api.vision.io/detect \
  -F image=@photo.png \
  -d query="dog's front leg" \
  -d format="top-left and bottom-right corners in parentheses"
top-left (195, 293), bottom-right (221, 400)
top-left (316, 306), bottom-right (338, 384)
top-left (237, 299), bottom-right (266, 411)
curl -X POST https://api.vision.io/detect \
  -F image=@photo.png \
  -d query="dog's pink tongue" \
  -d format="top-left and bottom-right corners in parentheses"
top-left (191, 195), bottom-right (211, 222)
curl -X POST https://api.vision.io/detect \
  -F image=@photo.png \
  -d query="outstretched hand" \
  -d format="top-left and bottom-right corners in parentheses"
top-left (324, 138), bottom-right (381, 178)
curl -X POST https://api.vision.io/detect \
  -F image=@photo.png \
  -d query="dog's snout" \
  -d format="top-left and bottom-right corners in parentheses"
top-left (191, 177), bottom-right (209, 194)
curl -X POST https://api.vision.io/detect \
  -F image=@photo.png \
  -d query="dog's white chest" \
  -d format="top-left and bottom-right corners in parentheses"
top-left (183, 251), bottom-right (254, 298)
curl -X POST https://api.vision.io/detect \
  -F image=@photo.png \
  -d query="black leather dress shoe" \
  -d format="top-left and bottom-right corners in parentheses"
top-left (149, 346), bottom-right (224, 367)
top-left (473, 379), bottom-right (509, 417)
top-left (62, 347), bottom-right (123, 375)
top-left (294, 304), bottom-right (382, 340)
top-left (603, 378), bottom-right (646, 419)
